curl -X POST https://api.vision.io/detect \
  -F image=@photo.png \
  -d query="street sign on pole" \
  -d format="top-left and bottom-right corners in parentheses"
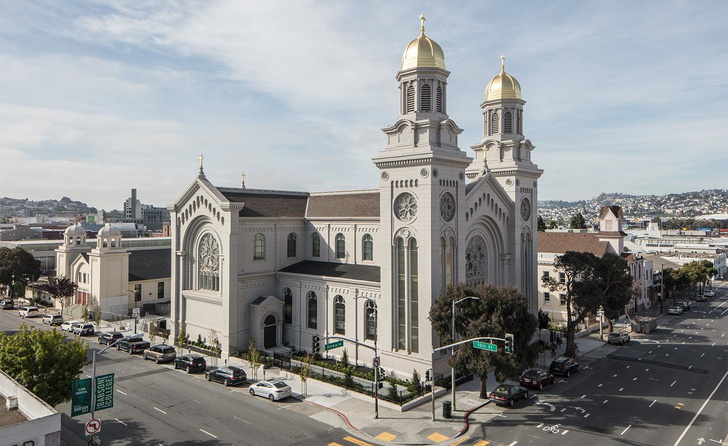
top-left (373, 356), bottom-right (380, 368)
top-left (473, 341), bottom-right (497, 352)
top-left (71, 378), bottom-right (92, 417)
top-left (85, 418), bottom-right (101, 436)
top-left (94, 373), bottom-right (114, 411)
top-left (324, 340), bottom-right (344, 351)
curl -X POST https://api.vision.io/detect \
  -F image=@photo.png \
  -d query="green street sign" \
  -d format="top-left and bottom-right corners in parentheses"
top-left (325, 340), bottom-right (344, 351)
top-left (473, 341), bottom-right (497, 352)
top-left (71, 378), bottom-right (92, 417)
top-left (95, 373), bottom-right (114, 411)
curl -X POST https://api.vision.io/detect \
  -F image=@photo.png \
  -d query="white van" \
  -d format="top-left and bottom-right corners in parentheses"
top-left (19, 307), bottom-right (40, 318)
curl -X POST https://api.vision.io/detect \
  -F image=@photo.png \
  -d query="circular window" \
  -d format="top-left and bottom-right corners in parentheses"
top-left (394, 193), bottom-right (417, 222)
top-left (440, 192), bottom-right (455, 222)
top-left (520, 197), bottom-right (531, 221)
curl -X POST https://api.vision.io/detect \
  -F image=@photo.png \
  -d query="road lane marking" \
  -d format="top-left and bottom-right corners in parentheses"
top-left (536, 423), bottom-right (544, 428)
top-left (671, 380), bottom-right (677, 387)
top-left (561, 430), bottom-right (569, 435)
top-left (689, 366), bottom-right (693, 369)
top-left (712, 343), bottom-right (716, 347)
top-left (649, 351), bottom-right (652, 354)
top-left (613, 374), bottom-right (618, 377)
top-left (580, 394), bottom-right (586, 399)
top-left (192, 399), bottom-right (201, 404)
top-left (507, 442), bottom-right (517, 446)
top-left (560, 408), bottom-right (566, 412)
top-left (200, 429), bottom-right (217, 439)
top-left (673, 369), bottom-right (728, 445)
top-left (234, 416), bottom-right (251, 424)
top-left (154, 407), bottom-right (167, 414)
top-left (633, 378), bottom-right (638, 381)
top-left (701, 353), bottom-right (706, 357)
top-left (115, 418), bottom-right (127, 426)
top-left (645, 369), bottom-right (649, 372)
top-left (584, 413), bottom-right (590, 418)
top-left (598, 384), bottom-right (603, 387)
top-left (621, 425), bottom-right (632, 435)
top-left (116, 390), bottom-right (127, 395)
top-left (649, 400), bottom-right (657, 407)
top-left (619, 388), bottom-right (624, 392)
top-left (626, 365), bottom-right (630, 368)
top-left (603, 400), bottom-right (608, 404)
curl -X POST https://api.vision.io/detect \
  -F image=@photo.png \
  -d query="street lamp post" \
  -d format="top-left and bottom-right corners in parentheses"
top-left (451, 296), bottom-right (479, 411)
top-left (354, 296), bottom-right (379, 419)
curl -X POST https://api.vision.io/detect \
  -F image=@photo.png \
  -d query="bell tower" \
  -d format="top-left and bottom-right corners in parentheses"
top-left (373, 15), bottom-right (472, 363)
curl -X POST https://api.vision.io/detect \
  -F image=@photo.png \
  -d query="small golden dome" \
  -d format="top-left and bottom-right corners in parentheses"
top-left (484, 55), bottom-right (522, 101)
top-left (401, 14), bottom-right (446, 71)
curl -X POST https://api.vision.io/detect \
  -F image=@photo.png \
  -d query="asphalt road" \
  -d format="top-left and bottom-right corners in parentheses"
top-left (466, 291), bottom-right (728, 446)
top-left (0, 310), bottom-right (352, 445)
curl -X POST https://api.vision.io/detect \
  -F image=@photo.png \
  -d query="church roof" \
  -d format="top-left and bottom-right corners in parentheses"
top-left (129, 249), bottom-right (170, 281)
top-left (219, 189), bottom-right (309, 218)
top-left (307, 192), bottom-right (380, 218)
top-left (279, 260), bottom-right (380, 283)
top-left (538, 232), bottom-right (610, 256)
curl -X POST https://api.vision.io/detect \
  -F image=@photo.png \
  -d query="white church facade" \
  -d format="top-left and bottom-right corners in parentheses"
top-left (169, 18), bottom-right (542, 377)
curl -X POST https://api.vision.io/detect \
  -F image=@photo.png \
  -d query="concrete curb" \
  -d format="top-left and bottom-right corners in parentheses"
top-left (454, 400), bottom-right (490, 439)
top-left (305, 399), bottom-right (362, 433)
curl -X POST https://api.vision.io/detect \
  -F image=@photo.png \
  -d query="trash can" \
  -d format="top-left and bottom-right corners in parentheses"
top-left (442, 400), bottom-right (452, 418)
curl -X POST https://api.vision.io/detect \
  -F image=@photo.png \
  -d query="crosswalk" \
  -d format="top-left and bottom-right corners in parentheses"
top-left (328, 435), bottom-right (496, 446)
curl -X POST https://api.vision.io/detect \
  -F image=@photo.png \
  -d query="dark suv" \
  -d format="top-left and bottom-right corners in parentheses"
top-left (549, 356), bottom-right (579, 377)
top-left (116, 337), bottom-right (151, 354)
top-left (98, 331), bottom-right (124, 345)
top-left (205, 366), bottom-right (247, 386)
top-left (143, 344), bottom-right (177, 363)
top-left (173, 354), bottom-right (206, 373)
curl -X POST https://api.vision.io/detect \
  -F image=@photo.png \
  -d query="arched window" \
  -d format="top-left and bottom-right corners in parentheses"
top-left (312, 233), bottom-right (320, 257)
top-left (253, 233), bottom-right (265, 260)
top-left (287, 233), bottom-right (297, 258)
top-left (395, 237), bottom-right (419, 352)
top-left (410, 239), bottom-right (419, 353)
top-left (335, 233), bottom-right (345, 259)
top-left (504, 111), bottom-right (512, 133)
top-left (420, 84), bottom-right (431, 112)
top-left (111, 239), bottom-right (116, 248)
top-left (491, 111), bottom-right (500, 134)
top-left (198, 233), bottom-right (220, 291)
top-left (516, 110), bottom-right (522, 134)
top-left (362, 234), bottom-right (373, 261)
top-left (284, 288), bottom-right (292, 324)
top-left (365, 300), bottom-right (377, 341)
top-left (436, 85), bottom-right (443, 113)
top-left (307, 291), bottom-right (317, 329)
top-left (396, 238), bottom-right (406, 350)
top-left (102, 238), bottom-right (108, 248)
top-left (334, 295), bottom-right (345, 335)
top-left (406, 84), bottom-right (415, 113)
top-left (466, 235), bottom-right (487, 286)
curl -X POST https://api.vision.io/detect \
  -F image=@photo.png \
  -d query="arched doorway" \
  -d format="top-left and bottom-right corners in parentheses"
top-left (263, 315), bottom-right (277, 349)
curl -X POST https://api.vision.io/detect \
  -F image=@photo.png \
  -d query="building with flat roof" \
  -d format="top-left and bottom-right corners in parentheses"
top-left (0, 370), bottom-right (61, 446)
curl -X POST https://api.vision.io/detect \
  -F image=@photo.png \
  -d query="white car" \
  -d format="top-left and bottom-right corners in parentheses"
top-left (704, 290), bottom-right (716, 297)
top-left (61, 320), bottom-right (80, 332)
top-left (249, 379), bottom-right (292, 401)
top-left (667, 306), bottom-right (683, 315)
top-left (18, 306), bottom-right (40, 318)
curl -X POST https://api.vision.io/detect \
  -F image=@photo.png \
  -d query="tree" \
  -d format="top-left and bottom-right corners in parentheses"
top-left (407, 369), bottom-right (422, 395)
top-left (429, 283), bottom-right (538, 399)
top-left (299, 353), bottom-right (313, 396)
top-left (569, 213), bottom-right (587, 229)
top-left (547, 220), bottom-right (559, 229)
top-left (593, 253), bottom-right (633, 333)
top-left (0, 247), bottom-right (41, 299)
top-left (537, 216), bottom-right (547, 232)
top-left (543, 251), bottom-right (601, 357)
top-left (47, 276), bottom-right (77, 315)
top-left (681, 260), bottom-right (717, 296)
top-left (0, 324), bottom-right (88, 406)
top-left (538, 309), bottom-right (550, 334)
top-left (662, 268), bottom-right (690, 304)
top-left (247, 337), bottom-right (262, 380)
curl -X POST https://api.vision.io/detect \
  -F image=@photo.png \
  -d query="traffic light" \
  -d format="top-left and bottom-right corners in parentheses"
top-left (505, 333), bottom-right (514, 354)
top-left (425, 369), bottom-right (431, 382)
top-left (312, 335), bottom-right (320, 352)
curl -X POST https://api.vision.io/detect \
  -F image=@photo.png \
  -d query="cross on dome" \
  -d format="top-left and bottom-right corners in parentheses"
top-left (420, 13), bottom-right (426, 34)
top-left (501, 54), bottom-right (506, 72)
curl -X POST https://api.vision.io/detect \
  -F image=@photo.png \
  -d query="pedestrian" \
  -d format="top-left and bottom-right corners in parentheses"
top-left (557, 336), bottom-right (562, 348)
top-left (550, 342), bottom-right (556, 357)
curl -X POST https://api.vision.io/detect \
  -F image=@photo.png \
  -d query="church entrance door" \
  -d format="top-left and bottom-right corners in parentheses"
top-left (263, 315), bottom-right (276, 349)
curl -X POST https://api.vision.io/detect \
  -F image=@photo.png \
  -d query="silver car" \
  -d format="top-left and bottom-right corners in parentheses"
top-left (249, 379), bottom-right (292, 401)
top-left (667, 306), bottom-right (682, 315)
top-left (607, 331), bottom-right (630, 345)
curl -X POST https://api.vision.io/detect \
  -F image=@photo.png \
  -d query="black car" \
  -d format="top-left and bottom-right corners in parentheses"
top-left (205, 366), bottom-right (247, 386)
top-left (173, 354), bottom-right (206, 373)
top-left (519, 369), bottom-right (554, 390)
top-left (1, 299), bottom-right (14, 310)
top-left (488, 384), bottom-right (529, 407)
top-left (549, 356), bottom-right (579, 377)
top-left (116, 338), bottom-right (151, 354)
top-left (98, 331), bottom-right (125, 345)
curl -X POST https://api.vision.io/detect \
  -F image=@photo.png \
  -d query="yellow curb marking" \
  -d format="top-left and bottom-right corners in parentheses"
top-left (343, 436), bottom-right (373, 446)
top-left (375, 432), bottom-right (397, 442)
top-left (451, 436), bottom-right (470, 446)
top-left (473, 441), bottom-right (490, 446)
top-left (674, 406), bottom-right (682, 409)
top-left (427, 432), bottom-right (450, 443)
top-left (328, 443), bottom-right (344, 446)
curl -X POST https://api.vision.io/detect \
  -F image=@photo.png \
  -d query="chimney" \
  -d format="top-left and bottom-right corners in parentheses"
top-left (6, 395), bottom-right (18, 410)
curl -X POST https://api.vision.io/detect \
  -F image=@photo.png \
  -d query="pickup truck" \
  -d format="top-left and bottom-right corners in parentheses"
top-left (116, 338), bottom-right (151, 354)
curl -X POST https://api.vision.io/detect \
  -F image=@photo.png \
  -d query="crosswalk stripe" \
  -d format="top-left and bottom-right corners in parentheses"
top-left (473, 441), bottom-right (490, 446)
top-left (343, 436), bottom-right (373, 446)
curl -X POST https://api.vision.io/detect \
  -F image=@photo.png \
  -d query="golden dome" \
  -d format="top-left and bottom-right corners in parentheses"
top-left (484, 55), bottom-right (522, 101)
top-left (401, 14), bottom-right (446, 71)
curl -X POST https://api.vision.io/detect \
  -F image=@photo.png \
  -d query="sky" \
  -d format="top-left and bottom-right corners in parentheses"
top-left (1, 1), bottom-right (727, 211)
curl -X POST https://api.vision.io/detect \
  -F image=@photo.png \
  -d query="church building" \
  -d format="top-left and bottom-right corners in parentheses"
top-left (169, 17), bottom-right (542, 377)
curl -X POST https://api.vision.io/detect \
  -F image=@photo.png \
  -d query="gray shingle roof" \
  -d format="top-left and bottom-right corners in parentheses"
top-left (218, 188), bottom-right (309, 218)
top-left (128, 249), bottom-right (171, 281)
top-left (537, 232), bottom-right (609, 256)
top-left (307, 192), bottom-right (380, 218)
top-left (279, 260), bottom-right (380, 283)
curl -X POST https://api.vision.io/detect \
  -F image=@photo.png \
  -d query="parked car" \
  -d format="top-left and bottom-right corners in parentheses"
top-left (249, 379), bottom-right (292, 401)
top-left (704, 289), bottom-right (716, 297)
top-left (143, 344), bottom-right (177, 363)
top-left (608, 331), bottom-right (630, 345)
top-left (72, 323), bottom-right (95, 336)
top-left (116, 338), bottom-right (150, 354)
top-left (549, 356), bottom-right (579, 377)
top-left (488, 384), bottom-right (529, 407)
top-left (1, 299), bottom-right (14, 310)
top-left (667, 306), bottom-right (683, 315)
top-left (678, 301), bottom-right (693, 311)
top-left (42, 314), bottom-right (63, 326)
top-left (18, 306), bottom-right (40, 318)
top-left (173, 354), bottom-right (206, 373)
top-left (97, 331), bottom-right (124, 345)
top-left (61, 320), bottom-right (81, 332)
top-left (694, 294), bottom-right (708, 302)
top-left (205, 366), bottom-right (247, 387)
top-left (519, 369), bottom-right (554, 390)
